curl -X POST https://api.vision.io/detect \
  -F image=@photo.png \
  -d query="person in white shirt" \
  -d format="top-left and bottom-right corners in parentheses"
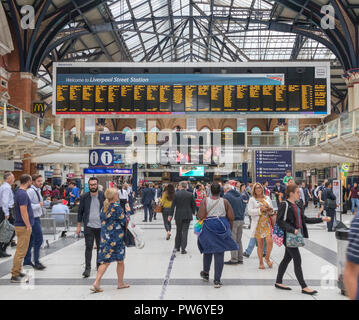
top-left (23, 174), bottom-right (46, 270)
top-left (118, 185), bottom-right (128, 213)
top-left (0, 172), bottom-right (15, 257)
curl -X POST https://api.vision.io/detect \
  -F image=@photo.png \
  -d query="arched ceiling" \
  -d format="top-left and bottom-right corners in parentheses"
top-left (1, 0), bottom-right (356, 104)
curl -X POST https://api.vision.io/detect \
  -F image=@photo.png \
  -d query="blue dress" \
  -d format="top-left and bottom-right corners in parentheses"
top-left (98, 202), bottom-right (127, 264)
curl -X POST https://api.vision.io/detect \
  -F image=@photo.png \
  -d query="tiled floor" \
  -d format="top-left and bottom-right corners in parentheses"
top-left (0, 205), bottom-right (352, 300)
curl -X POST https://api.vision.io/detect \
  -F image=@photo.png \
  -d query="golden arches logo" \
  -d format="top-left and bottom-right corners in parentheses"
top-left (33, 103), bottom-right (45, 113)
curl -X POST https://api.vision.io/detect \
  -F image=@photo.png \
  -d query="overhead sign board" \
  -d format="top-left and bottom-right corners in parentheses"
top-left (89, 149), bottom-right (114, 167)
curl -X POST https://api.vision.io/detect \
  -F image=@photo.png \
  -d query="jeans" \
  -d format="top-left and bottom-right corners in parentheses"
top-left (245, 237), bottom-right (267, 256)
top-left (162, 208), bottom-right (172, 232)
top-left (230, 220), bottom-right (244, 262)
top-left (24, 217), bottom-right (43, 265)
top-left (276, 247), bottom-right (307, 289)
top-left (203, 252), bottom-right (225, 282)
top-left (175, 219), bottom-right (191, 250)
top-left (351, 198), bottom-right (359, 214)
top-left (143, 204), bottom-right (153, 222)
top-left (84, 226), bottom-right (101, 269)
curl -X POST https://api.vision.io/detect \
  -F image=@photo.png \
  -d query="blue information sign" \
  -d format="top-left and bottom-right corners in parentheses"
top-left (84, 168), bottom-right (132, 175)
top-left (89, 149), bottom-right (114, 167)
top-left (100, 133), bottom-right (127, 145)
top-left (255, 150), bottom-right (292, 188)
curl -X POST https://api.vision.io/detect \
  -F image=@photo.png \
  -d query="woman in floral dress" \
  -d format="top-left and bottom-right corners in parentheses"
top-left (91, 188), bottom-right (130, 293)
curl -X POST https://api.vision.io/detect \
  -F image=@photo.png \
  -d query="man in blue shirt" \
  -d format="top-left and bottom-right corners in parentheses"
top-left (344, 213), bottom-right (359, 300)
top-left (69, 182), bottom-right (80, 205)
top-left (10, 174), bottom-right (34, 283)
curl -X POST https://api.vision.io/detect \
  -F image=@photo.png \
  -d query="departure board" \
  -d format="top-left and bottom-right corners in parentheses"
top-left (82, 85), bottom-right (95, 112)
top-left (275, 85), bottom-right (287, 111)
top-left (120, 85), bottom-right (133, 112)
top-left (172, 85), bottom-right (185, 112)
top-left (108, 85), bottom-right (120, 112)
top-left (198, 85), bottom-right (210, 112)
top-left (55, 62), bottom-right (329, 116)
top-left (211, 85), bottom-right (223, 112)
top-left (134, 85), bottom-right (146, 112)
top-left (185, 85), bottom-right (197, 112)
top-left (223, 85), bottom-right (236, 112)
top-left (56, 85), bottom-right (69, 112)
top-left (95, 86), bottom-right (107, 112)
top-left (160, 85), bottom-right (171, 112)
top-left (147, 85), bottom-right (159, 112)
top-left (262, 85), bottom-right (275, 112)
top-left (302, 85), bottom-right (313, 111)
top-left (236, 85), bottom-right (249, 112)
top-left (288, 85), bottom-right (301, 111)
top-left (249, 85), bottom-right (261, 111)
top-left (69, 85), bottom-right (82, 112)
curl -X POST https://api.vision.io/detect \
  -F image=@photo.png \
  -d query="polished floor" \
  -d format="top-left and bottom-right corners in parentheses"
top-left (0, 204), bottom-right (353, 300)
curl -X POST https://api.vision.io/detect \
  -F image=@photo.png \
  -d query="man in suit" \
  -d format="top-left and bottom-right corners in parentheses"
top-left (76, 177), bottom-right (105, 278)
top-left (169, 181), bottom-right (196, 254)
top-left (141, 183), bottom-right (155, 222)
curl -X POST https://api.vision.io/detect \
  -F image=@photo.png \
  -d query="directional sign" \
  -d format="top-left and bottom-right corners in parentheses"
top-left (341, 162), bottom-right (350, 172)
top-left (89, 149), bottom-right (114, 167)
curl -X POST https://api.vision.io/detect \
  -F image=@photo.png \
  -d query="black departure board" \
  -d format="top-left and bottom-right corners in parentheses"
top-left (160, 85), bottom-right (171, 112)
top-left (223, 85), bottom-right (236, 112)
top-left (82, 85), bottom-right (94, 112)
top-left (288, 85), bottom-right (301, 111)
top-left (275, 85), bottom-right (287, 111)
top-left (249, 85), bottom-right (261, 111)
top-left (211, 85), bottom-right (223, 112)
top-left (56, 83), bottom-right (327, 114)
top-left (95, 86), bottom-right (107, 112)
top-left (185, 85), bottom-right (197, 112)
top-left (121, 85), bottom-right (133, 112)
top-left (302, 85), bottom-right (313, 111)
top-left (236, 85), bottom-right (249, 112)
top-left (56, 85), bottom-right (69, 112)
top-left (134, 85), bottom-right (146, 112)
top-left (262, 85), bottom-right (275, 112)
top-left (172, 85), bottom-right (185, 112)
top-left (108, 85), bottom-right (120, 112)
top-left (69, 85), bottom-right (82, 112)
top-left (147, 85), bottom-right (159, 112)
top-left (198, 85), bottom-right (210, 112)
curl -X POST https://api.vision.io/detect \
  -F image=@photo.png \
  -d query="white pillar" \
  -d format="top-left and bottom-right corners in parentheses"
top-left (73, 163), bottom-right (81, 179)
top-left (75, 118), bottom-right (81, 138)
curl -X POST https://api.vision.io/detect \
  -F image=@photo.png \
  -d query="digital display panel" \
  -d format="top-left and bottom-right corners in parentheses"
top-left (54, 63), bottom-right (329, 116)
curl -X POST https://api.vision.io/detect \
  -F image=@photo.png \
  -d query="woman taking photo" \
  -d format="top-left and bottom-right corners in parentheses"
top-left (197, 183), bottom-right (238, 288)
top-left (91, 188), bottom-right (130, 293)
top-left (275, 184), bottom-right (331, 295)
top-left (160, 184), bottom-right (175, 240)
top-left (247, 183), bottom-right (274, 269)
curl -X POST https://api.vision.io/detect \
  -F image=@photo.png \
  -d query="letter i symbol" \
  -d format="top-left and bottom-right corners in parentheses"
top-left (93, 153), bottom-right (96, 164)
top-left (105, 152), bottom-right (108, 164)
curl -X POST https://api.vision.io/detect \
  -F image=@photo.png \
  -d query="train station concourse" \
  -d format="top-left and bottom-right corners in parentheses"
top-left (1, 0), bottom-right (359, 308)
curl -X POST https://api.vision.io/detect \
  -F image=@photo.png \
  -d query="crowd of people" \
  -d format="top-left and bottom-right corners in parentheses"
top-left (0, 170), bottom-right (358, 299)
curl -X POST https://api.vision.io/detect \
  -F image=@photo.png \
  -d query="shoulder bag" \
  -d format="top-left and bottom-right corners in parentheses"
top-left (32, 186), bottom-right (47, 216)
top-left (272, 201), bottom-right (288, 247)
top-left (285, 204), bottom-right (305, 248)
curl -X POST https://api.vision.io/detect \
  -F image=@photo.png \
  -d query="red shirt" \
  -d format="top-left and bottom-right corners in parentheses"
top-left (351, 187), bottom-right (359, 199)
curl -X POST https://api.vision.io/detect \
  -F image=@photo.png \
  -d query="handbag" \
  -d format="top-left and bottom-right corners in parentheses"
top-left (194, 198), bottom-right (220, 236)
top-left (127, 217), bottom-right (145, 249)
top-left (0, 219), bottom-right (15, 243)
top-left (272, 201), bottom-right (288, 247)
top-left (124, 228), bottom-right (136, 247)
top-left (326, 198), bottom-right (337, 210)
top-left (154, 203), bottom-right (163, 213)
top-left (285, 204), bottom-right (305, 248)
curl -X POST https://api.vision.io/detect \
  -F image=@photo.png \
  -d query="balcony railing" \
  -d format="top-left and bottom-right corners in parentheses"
top-left (1, 101), bottom-right (359, 149)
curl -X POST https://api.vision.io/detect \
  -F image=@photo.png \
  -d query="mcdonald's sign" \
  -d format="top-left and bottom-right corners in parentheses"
top-left (32, 102), bottom-right (46, 114)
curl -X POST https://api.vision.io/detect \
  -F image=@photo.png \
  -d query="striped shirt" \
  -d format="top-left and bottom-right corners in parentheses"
top-left (347, 213), bottom-right (359, 300)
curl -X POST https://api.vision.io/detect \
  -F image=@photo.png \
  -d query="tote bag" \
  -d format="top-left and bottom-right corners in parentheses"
top-left (285, 205), bottom-right (305, 248)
